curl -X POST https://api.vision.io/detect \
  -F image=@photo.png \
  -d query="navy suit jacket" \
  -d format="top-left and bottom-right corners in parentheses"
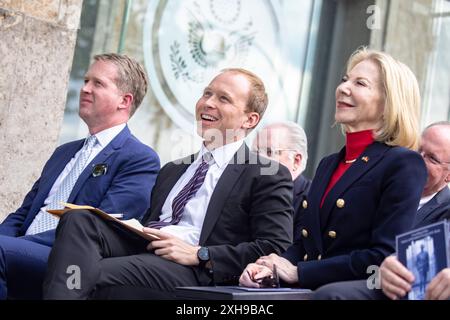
top-left (414, 186), bottom-right (450, 228)
top-left (282, 142), bottom-right (427, 289)
top-left (0, 126), bottom-right (160, 245)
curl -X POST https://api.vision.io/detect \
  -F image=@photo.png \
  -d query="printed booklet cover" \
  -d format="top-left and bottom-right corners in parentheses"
top-left (396, 219), bottom-right (449, 300)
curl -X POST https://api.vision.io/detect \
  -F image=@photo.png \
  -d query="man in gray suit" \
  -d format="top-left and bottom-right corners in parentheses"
top-left (413, 121), bottom-right (450, 227)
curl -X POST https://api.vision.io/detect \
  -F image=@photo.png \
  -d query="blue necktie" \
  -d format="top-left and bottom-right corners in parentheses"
top-left (26, 136), bottom-right (97, 235)
top-left (147, 153), bottom-right (212, 228)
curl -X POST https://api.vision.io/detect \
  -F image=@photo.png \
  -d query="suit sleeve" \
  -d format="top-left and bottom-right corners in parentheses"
top-left (96, 146), bottom-right (160, 220)
top-left (208, 164), bottom-right (294, 283)
top-left (295, 151), bottom-right (427, 289)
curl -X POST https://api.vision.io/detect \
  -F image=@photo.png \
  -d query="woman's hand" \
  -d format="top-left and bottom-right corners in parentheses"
top-left (256, 253), bottom-right (299, 284)
top-left (239, 263), bottom-right (273, 288)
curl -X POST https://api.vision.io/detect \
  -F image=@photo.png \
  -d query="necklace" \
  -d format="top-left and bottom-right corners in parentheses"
top-left (344, 158), bottom-right (356, 164)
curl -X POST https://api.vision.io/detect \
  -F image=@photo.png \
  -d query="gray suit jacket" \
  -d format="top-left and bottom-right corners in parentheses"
top-left (414, 186), bottom-right (450, 228)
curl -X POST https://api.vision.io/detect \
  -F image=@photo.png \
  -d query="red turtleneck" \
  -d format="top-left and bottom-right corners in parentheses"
top-left (320, 130), bottom-right (374, 208)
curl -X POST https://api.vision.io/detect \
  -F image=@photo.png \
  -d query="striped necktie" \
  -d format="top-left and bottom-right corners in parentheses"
top-left (147, 153), bottom-right (212, 229)
top-left (25, 136), bottom-right (97, 235)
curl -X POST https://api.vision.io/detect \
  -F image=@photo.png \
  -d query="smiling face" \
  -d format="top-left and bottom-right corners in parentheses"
top-left (335, 59), bottom-right (385, 133)
top-left (79, 60), bottom-right (130, 134)
top-left (195, 71), bottom-right (260, 148)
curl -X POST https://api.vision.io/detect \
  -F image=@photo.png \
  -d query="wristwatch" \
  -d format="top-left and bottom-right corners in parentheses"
top-left (197, 246), bottom-right (210, 268)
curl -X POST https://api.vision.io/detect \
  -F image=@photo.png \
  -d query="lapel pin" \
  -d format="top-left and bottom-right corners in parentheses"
top-left (362, 156), bottom-right (369, 162)
top-left (92, 163), bottom-right (108, 177)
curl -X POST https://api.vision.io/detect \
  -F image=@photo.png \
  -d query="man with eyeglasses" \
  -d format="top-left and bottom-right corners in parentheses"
top-left (252, 121), bottom-right (311, 237)
top-left (312, 121), bottom-right (450, 300)
top-left (415, 121), bottom-right (450, 228)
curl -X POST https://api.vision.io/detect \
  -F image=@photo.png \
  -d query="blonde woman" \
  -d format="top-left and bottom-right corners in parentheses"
top-left (239, 48), bottom-right (427, 290)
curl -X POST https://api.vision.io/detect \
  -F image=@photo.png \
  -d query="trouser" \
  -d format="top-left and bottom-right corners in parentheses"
top-left (43, 210), bottom-right (203, 299)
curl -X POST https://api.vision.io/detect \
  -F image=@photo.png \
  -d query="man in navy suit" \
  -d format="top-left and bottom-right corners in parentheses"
top-left (0, 53), bottom-right (160, 299)
top-left (312, 121), bottom-right (450, 300)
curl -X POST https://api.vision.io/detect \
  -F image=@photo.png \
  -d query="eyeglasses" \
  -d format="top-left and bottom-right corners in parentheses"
top-left (253, 148), bottom-right (297, 158)
top-left (419, 150), bottom-right (450, 169)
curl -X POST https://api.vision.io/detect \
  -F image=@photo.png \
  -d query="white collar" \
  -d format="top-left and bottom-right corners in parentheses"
top-left (89, 123), bottom-right (126, 148)
top-left (198, 139), bottom-right (244, 169)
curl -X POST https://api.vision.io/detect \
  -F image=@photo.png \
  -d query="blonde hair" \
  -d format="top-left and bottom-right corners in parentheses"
top-left (94, 53), bottom-right (148, 117)
top-left (343, 47), bottom-right (421, 150)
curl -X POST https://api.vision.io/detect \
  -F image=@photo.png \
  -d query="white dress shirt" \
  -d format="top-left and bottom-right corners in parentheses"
top-left (157, 140), bottom-right (244, 245)
top-left (35, 123), bottom-right (126, 218)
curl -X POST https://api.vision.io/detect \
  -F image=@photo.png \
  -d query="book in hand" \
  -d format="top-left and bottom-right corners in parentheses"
top-left (47, 203), bottom-right (160, 241)
top-left (396, 219), bottom-right (450, 300)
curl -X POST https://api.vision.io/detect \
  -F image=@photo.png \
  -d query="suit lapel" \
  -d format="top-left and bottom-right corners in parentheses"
top-left (416, 197), bottom-right (440, 225)
top-left (320, 142), bottom-right (389, 228)
top-left (147, 161), bottom-right (191, 222)
top-left (67, 126), bottom-right (130, 203)
top-left (198, 144), bottom-right (249, 245)
top-left (42, 141), bottom-right (84, 189)
top-left (24, 140), bottom-right (83, 228)
top-left (415, 187), bottom-right (450, 225)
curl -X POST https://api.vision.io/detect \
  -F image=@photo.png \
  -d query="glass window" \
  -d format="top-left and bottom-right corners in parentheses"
top-left (422, 0), bottom-right (450, 126)
top-left (60, 0), bottom-right (320, 164)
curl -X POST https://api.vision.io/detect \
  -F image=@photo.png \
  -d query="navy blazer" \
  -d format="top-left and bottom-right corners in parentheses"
top-left (0, 126), bottom-right (160, 245)
top-left (282, 142), bottom-right (427, 289)
top-left (414, 186), bottom-right (450, 228)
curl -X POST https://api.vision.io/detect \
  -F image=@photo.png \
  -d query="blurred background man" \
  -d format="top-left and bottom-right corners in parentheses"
top-left (252, 121), bottom-right (310, 237)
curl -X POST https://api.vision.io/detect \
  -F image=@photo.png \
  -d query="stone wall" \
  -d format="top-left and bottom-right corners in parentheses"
top-left (0, 0), bottom-right (82, 221)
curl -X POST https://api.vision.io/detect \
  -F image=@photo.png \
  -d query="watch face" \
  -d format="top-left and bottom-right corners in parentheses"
top-left (198, 247), bottom-right (210, 261)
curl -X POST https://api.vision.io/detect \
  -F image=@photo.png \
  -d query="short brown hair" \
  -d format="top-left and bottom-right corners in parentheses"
top-left (220, 68), bottom-right (268, 119)
top-left (94, 53), bottom-right (148, 117)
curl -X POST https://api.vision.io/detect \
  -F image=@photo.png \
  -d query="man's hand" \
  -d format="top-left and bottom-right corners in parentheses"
top-left (425, 268), bottom-right (450, 300)
top-left (255, 253), bottom-right (298, 284)
top-left (380, 255), bottom-right (414, 300)
top-left (144, 227), bottom-right (200, 266)
top-left (239, 263), bottom-right (273, 288)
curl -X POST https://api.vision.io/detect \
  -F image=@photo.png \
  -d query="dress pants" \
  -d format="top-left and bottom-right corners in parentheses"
top-left (312, 279), bottom-right (388, 300)
top-left (43, 210), bottom-right (205, 299)
top-left (0, 234), bottom-right (52, 299)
